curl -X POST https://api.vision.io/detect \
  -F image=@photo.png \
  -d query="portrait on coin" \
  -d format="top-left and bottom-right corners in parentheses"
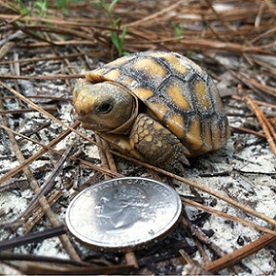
top-left (95, 185), bottom-right (155, 231)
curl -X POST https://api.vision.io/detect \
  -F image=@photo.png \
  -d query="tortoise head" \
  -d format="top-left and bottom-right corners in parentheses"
top-left (73, 79), bottom-right (137, 134)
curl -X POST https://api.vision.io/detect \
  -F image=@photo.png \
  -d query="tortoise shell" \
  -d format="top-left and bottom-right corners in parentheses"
top-left (84, 51), bottom-right (230, 157)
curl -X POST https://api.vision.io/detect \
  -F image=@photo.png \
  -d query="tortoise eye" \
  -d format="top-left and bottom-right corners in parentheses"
top-left (97, 101), bottom-right (113, 114)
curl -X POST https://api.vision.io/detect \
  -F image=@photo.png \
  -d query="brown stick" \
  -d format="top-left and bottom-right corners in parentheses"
top-left (204, 233), bottom-right (276, 273)
top-left (245, 97), bottom-right (276, 155)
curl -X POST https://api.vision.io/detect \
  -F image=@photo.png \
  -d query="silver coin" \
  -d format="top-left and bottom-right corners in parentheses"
top-left (66, 177), bottom-right (182, 251)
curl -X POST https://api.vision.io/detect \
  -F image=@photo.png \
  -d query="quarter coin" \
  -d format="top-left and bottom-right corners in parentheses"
top-left (66, 177), bottom-right (182, 251)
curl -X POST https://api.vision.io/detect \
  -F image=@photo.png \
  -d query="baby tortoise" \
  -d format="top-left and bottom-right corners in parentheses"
top-left (73, 51), bottom-right (230, 171)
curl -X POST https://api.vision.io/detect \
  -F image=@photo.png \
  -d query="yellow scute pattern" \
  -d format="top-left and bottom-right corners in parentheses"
top-left (202, 121), bottom-right (212, 152)
top-left (163, 55), bottom-right (187, 75)
top-left (103, 69), bottom-right (121, 81)
top-left (167, 84), bottom-right (190, 110)
top-left (187, 117), bottom-right (203, 150)
top-left (135, 87), bottom-right (154, 100)
top-left (133, 58), bottom-right (166, 78)
top-left (194, 80), bottom-right (210, 110)
top-left (212, 124), bottom-right (221, 150)
top-left (149, 102), bottom-right (168, 120)
top-left (166, 113), bottom-right (185, 139)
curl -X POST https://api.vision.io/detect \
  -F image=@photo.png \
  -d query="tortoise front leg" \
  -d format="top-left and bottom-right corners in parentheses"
top-left (130, 113), bottom-right (190, 172)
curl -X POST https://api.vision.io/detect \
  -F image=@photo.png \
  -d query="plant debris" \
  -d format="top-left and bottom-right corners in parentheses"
top-left (0, 0), bottom-right (275, 275)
